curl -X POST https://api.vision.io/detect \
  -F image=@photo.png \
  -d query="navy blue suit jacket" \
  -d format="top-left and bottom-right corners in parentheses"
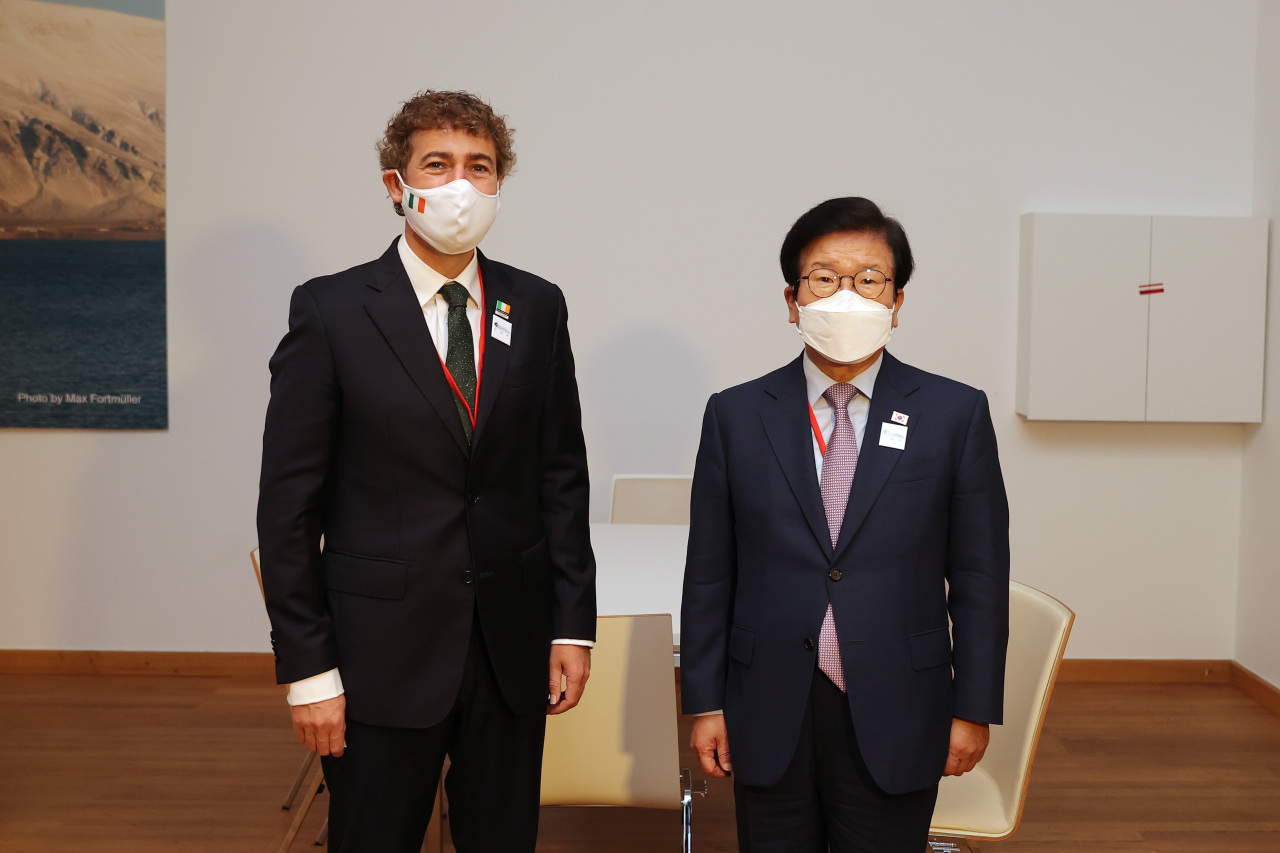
top-left (680, 351), bottom-right (1009, 794)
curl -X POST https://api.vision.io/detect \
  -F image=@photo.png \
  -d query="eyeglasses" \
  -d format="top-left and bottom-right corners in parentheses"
top-left (798, 268), bottom-right (893, 300)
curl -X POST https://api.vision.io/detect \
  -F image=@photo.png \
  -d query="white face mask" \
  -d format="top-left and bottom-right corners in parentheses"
top-left (396, 172), bottom-right (500, 255)
top-left (795, 289), bottom-right (895, 365)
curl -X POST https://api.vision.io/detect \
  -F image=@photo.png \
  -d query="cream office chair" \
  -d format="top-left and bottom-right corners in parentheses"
top-left (541, 614), bottom-right (705, 852)
top-left (251, 547), bottom-right (330, 852)
top-left (927, 581), bottom-right (1074, 852)
top-left (609, 475), bottom-right (694, 524)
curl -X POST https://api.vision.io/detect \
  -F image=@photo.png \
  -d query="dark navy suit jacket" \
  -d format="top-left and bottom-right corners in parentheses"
top-left (680, 351), bottom-right (1009, 794)
top-left (257, 239), bottom-right (596, 728)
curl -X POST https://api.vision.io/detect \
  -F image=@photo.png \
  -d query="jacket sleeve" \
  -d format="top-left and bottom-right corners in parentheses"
top-left (256, 284), bottom-right (341, 685)
top-left (538, 288), bottom-right (597, 642)
top-left (679, 393), bottom-right (737, 714)
top-left (946, 390), bottom-right (1010, 724)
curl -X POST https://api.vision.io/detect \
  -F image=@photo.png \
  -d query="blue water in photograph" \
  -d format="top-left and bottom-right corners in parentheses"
top-left (0, 239), bottom-right (167, 429)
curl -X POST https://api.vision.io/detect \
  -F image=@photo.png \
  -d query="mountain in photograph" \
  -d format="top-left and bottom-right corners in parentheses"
top-left (0, 0), bottom-right (164, 238)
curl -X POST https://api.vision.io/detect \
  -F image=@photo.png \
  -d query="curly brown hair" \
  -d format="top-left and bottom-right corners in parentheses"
top-left (377, 90), bottom-right (516, 216)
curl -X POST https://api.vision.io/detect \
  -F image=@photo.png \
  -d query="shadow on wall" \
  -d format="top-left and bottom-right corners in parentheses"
top-left (1006, 418), bottom-right (1247, 551)
top-left (1001, 415), bottom-right (1245, 657)
top-left (577, 324), bottom-right (713, 522)
top-left (54, 221), bottom-right (314, 651)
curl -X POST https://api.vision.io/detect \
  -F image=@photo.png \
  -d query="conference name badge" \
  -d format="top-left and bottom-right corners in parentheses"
top-left (879, 422), bottom-right (908, 450)
top-left (492, 300), bottom-right (512, 346)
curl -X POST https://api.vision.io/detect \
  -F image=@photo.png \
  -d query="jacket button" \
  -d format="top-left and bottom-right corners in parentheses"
top-left (468, 494), bottom-right (481, 506)
top-left (803, 638), bottom-right (815, 651)
top-left (462, 570), bottom-right (473, 584)
top-left (828, 568), bottom-right (842, 581)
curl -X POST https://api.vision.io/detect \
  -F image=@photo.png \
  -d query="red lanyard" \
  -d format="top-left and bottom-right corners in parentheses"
top-left (808, 401), bottom-right (827, 456)
top-left (435, 265), bottom-right (487, 431)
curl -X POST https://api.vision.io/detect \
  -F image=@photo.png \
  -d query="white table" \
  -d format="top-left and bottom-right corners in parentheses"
top-left (589, 522), bottom-right (689, 646)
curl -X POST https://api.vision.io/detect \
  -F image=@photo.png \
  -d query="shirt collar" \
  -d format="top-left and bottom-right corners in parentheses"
top-left (803, 350), bottom-right (884, 408)
top-left (396, 236), bottom-right (482, 309)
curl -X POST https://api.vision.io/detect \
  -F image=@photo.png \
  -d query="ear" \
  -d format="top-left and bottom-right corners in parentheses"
top-left (784, 284), bottom-right (799, 325)
top-left (891, 289), bottom-right (905, 329)
top-left (382, 170), bottom-right (403, 204)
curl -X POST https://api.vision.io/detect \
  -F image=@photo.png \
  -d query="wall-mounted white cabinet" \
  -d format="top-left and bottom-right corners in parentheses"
top-left (1016, 213), bottom-right (1269, 422)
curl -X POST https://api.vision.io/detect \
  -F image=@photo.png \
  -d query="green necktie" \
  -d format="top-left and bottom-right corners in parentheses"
top-left (438, 281), bottom-right (477, 443)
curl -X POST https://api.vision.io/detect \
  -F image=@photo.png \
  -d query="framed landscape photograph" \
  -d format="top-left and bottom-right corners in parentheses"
top-left (0, 0), bottom-right (166, 429)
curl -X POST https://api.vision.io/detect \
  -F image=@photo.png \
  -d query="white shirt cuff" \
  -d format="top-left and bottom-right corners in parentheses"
top-left (695, 710), bottom-right (724, 716)
top-left (287, 668), bottom-right (344, 706)
top-left (552, 638), bottom-right (595, 648)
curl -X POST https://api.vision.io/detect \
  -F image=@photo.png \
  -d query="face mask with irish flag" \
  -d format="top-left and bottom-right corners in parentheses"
top-left (396, 172), bottom-right (500, 256)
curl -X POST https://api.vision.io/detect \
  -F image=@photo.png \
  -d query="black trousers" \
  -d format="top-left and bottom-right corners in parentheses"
top-left (320, 622), bottom-right (547, 853)
top-left (733, 670), bottom-right (939, 853)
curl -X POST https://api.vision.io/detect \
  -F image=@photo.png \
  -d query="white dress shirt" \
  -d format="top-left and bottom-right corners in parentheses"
top-left (287, 240), bottom-right (591, 707)
top-left (398, 236), bottom-right (484, 372)
top-left (803, 350), bottom-right (882, 483)
top-left (694, 351), bottom-right (884, 717)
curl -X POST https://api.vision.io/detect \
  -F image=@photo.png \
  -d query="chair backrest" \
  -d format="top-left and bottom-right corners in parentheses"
top-left (540, 614), bottom-right (681, 809)
top-left (609, 475), bottom-right (693, 525)
top-left (250, 547), bottom-right (264, 599)
top-left (932, 580), bottom-right (1074, 839)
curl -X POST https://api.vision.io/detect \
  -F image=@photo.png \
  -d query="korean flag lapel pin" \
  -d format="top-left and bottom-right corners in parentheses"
top-left (492, 300), bottom-right (513, 346)
top-left (879, 411), bottom-right (909, 450)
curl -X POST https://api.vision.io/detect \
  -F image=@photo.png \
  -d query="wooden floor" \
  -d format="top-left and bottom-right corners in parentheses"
top-left (1, 674), bottom-right (1277, 852)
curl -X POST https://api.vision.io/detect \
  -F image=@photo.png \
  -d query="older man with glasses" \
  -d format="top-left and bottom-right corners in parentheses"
top-left (680, 197), bottom-right (1010, 852)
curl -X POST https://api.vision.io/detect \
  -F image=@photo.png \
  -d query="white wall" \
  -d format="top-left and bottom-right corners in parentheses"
top-left (1238, 0), bottom-right (1280, 686)
top-left (0, 0), bottom-right (1263, 661)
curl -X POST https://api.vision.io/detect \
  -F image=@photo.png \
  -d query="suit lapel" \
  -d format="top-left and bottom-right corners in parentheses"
top-left (831, 351), bottom-right (921, 563)
top-left (472, 251), bottom-right (511, 450)
top-left (759, 356), bottom-right (831, 554)
top-left (363, 239), bottom-right (470, 457)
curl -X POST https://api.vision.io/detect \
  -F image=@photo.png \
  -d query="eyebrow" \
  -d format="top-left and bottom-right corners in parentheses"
top-left (806, 260), bottom-right (848, 272)
top-left (416, 150), bottom-right (495, 164)
top-left (806, 261), bottom-right (887, 273)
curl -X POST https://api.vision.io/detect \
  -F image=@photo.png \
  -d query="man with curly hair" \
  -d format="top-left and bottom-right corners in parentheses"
top-left (258, 90), bottom-right (596, 852)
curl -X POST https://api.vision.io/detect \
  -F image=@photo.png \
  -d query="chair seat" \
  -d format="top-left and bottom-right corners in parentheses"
top-left (930, 768), bottom-right (1013, 838)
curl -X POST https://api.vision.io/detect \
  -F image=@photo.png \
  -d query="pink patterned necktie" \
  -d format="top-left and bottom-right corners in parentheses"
top-left (818, 382), bottom-right (859, 692)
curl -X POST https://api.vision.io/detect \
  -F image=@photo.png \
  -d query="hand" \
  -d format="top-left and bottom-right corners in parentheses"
top-left (547, 644), bottom-right (591, 715)
top-left (690, 714), bottom-right (732, 778)
top-left (290, 694), bottom-right (346, 757)
top-left (943, 717), bottom-right (989, 776)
